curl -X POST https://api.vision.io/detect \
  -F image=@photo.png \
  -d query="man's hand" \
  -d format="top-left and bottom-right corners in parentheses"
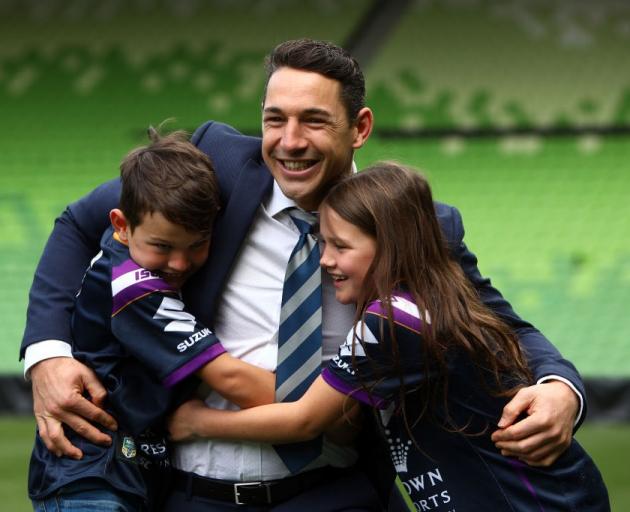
top-left (31, 357), bottom-right (117, 459)
top-left (167, 398), bottom-right (209, 442)
top-left (491, 381), bottom-right (578, 467)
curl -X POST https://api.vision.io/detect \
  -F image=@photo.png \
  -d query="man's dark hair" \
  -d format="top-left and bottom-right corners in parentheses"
top-left (119, 128), bottom-right (220, 236)
top-left (264, 38), bottom-right (366, 122)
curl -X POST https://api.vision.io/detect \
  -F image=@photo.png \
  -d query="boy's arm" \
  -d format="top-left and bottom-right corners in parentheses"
top-left (110, 289), bottom-right (274, 416)
top-left (196, 353), bottom-right (275, 408)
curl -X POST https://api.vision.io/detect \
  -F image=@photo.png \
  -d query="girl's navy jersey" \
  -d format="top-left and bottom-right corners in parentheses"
top-left (322, 292), bottom-right (610, 512)
top-left (29, 227), bottom-right (226, 506)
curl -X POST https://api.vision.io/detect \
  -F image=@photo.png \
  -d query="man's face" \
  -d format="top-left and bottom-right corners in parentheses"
top-left (262, 67), bottom-right (371, 211)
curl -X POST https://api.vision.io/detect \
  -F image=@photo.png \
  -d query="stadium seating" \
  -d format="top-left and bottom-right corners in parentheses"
top-left (1, 0), bottom-right (629, 379)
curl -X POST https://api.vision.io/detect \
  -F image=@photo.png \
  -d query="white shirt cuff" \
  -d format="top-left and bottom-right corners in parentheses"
top-left (537, 375), bottom-right (584, 427)
top-left (24, 340), bottom-right (73, 380)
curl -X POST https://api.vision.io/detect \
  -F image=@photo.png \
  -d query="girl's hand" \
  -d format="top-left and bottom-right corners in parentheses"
top-left (167, 398), bottom-right (208, 441)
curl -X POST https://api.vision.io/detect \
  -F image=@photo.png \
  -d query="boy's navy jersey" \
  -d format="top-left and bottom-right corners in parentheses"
top-left (29, 227), bottom-right (226, 505)
top-left (322, 292), bottom-right (610, 512)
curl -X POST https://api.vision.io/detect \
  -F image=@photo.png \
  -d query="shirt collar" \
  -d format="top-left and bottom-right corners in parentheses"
top-left (266, 180), bottom-right (297, 218)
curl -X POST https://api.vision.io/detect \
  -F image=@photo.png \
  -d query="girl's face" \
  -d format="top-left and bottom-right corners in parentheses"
top-left (319, 204), bottom-right (376, 304)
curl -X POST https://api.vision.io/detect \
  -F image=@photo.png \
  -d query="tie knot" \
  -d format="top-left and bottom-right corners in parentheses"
top-left (288, 208), bottom-right (317, 235)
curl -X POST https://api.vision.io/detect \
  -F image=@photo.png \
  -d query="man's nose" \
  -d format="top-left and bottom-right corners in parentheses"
top-left (281, 119), bottom-right (307, 152)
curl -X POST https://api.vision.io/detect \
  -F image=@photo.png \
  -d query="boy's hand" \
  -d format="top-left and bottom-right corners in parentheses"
top-left (31, 357), bottom-right (117, 459)
top-left (168, 398), bottom-right (209, 442)
top-left (491, 381), bottom-right (577, 466)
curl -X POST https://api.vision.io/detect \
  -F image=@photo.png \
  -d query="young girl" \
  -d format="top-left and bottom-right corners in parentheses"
top-left (169, 163), bottom-right (609, 511)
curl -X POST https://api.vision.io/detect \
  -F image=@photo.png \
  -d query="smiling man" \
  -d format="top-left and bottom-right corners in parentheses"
top-left (262, 66), bottom-right (371, 210)
top-left (22, 39), bottom-right (585, 511)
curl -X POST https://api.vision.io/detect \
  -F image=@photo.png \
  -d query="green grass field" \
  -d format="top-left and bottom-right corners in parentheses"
top-left (1, 416), bottom-right (627, 510)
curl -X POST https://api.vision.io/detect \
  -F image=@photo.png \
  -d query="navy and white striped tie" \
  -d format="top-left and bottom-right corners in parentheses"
top-left (275, 208), bottom-right (323, 473)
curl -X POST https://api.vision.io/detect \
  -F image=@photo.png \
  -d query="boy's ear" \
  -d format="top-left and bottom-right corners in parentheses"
top-left (110, 209), bottom-right (129, 241)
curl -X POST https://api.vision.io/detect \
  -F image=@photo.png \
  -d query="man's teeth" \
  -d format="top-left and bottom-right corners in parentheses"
top-left (283, 160), bottom-right (315, 171)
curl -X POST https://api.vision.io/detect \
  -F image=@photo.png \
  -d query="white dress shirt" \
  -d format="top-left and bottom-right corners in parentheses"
top-left (171, 181), bottom-right (358, 480)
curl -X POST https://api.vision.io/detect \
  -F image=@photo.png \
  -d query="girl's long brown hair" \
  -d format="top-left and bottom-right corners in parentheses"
top-left (321, 162), bottom-right (533, 435)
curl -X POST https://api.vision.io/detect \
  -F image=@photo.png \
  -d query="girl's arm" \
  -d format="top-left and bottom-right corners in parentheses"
top-left (169, 376), bottom-right (350, 443)
top-left (196, 353), bottom-right (275, 409)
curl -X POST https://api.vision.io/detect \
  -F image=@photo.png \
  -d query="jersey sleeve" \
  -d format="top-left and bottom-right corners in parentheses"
top-left (322, 295), bottom-right (430, 410)
top-left (322, 313), bottom-right (390, 409)
top-left (110, 260), bottom-right (226, 388)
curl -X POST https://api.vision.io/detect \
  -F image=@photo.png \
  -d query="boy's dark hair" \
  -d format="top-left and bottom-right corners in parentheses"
top-left (264, 38), bottom-right (366, 123)
top-left (119, 128), bottom-right (220, 236)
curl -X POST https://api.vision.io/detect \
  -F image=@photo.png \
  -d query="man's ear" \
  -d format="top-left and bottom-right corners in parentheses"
top-left (110, 209), bottom-right (129, 241)
top-left (351, 107), bottom-right (374, 149)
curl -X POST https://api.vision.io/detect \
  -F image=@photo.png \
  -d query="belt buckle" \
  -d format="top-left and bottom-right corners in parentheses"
top-left (233, 481), bottom-right (270, 505)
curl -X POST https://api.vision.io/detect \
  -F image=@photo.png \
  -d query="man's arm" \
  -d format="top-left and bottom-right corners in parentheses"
top-left (21, 179), bottom-right (121, 356)
top-left (21, 179), bottom-right (121, 459)
top-left (442, 204), bottom-right (584, 466)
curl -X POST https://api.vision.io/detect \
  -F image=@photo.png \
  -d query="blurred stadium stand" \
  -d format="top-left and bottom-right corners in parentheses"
top-left (1, 0), bottom-right (628, 419)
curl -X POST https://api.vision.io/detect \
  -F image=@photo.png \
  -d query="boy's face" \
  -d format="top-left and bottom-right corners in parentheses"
top-left (110, 209), bottom-right (210, 288)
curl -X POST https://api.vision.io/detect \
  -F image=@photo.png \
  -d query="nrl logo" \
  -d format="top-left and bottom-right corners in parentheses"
top-left (121, 436), bottom-right (137, 459)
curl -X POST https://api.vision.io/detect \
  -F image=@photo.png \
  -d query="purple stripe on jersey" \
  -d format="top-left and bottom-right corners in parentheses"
top-left (321, 368), bottom-right (388, 409)
top-left (163, 343), bottom-right (227, 388)
top-left (112, 258), bottom-right (141, 279)
top-left (508, 459), bottom-right (546, 512)
top-left (112, 279), bottom-right (176, 314)
top-left (366, 293), bottom-right (422, 333)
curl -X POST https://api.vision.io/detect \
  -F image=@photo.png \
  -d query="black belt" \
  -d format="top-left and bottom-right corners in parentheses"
top-left (172, 466), bottom-right (351, 506)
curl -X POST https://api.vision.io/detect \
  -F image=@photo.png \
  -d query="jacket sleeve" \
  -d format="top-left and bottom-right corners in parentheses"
top-left (20, 179), bottom-right (121, 358)
top-left (444, 204), bottom-right (587, 428)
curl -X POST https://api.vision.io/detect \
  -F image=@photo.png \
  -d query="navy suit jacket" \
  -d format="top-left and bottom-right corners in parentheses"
top-left (21, 120), bottom-right (586, 426)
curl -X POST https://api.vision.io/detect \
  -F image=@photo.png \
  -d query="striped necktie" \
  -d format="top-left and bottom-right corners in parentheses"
top-left (274, 208), bottom-right (323, 473)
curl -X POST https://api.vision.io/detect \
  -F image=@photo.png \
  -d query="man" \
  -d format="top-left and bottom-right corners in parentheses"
top-left (22, 39), bottom-right (583, 510)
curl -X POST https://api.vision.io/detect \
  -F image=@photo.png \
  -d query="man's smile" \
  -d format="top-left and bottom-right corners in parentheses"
top-left (277, 159), bottom-right (320, 172)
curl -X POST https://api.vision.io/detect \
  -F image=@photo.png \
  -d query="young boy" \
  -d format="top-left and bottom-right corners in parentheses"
top-left (28, 130), bottom-right (275, 511)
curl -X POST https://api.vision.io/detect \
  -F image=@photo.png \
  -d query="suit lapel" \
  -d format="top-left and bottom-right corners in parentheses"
top-left (184, 158), bottom-right (273, 326)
